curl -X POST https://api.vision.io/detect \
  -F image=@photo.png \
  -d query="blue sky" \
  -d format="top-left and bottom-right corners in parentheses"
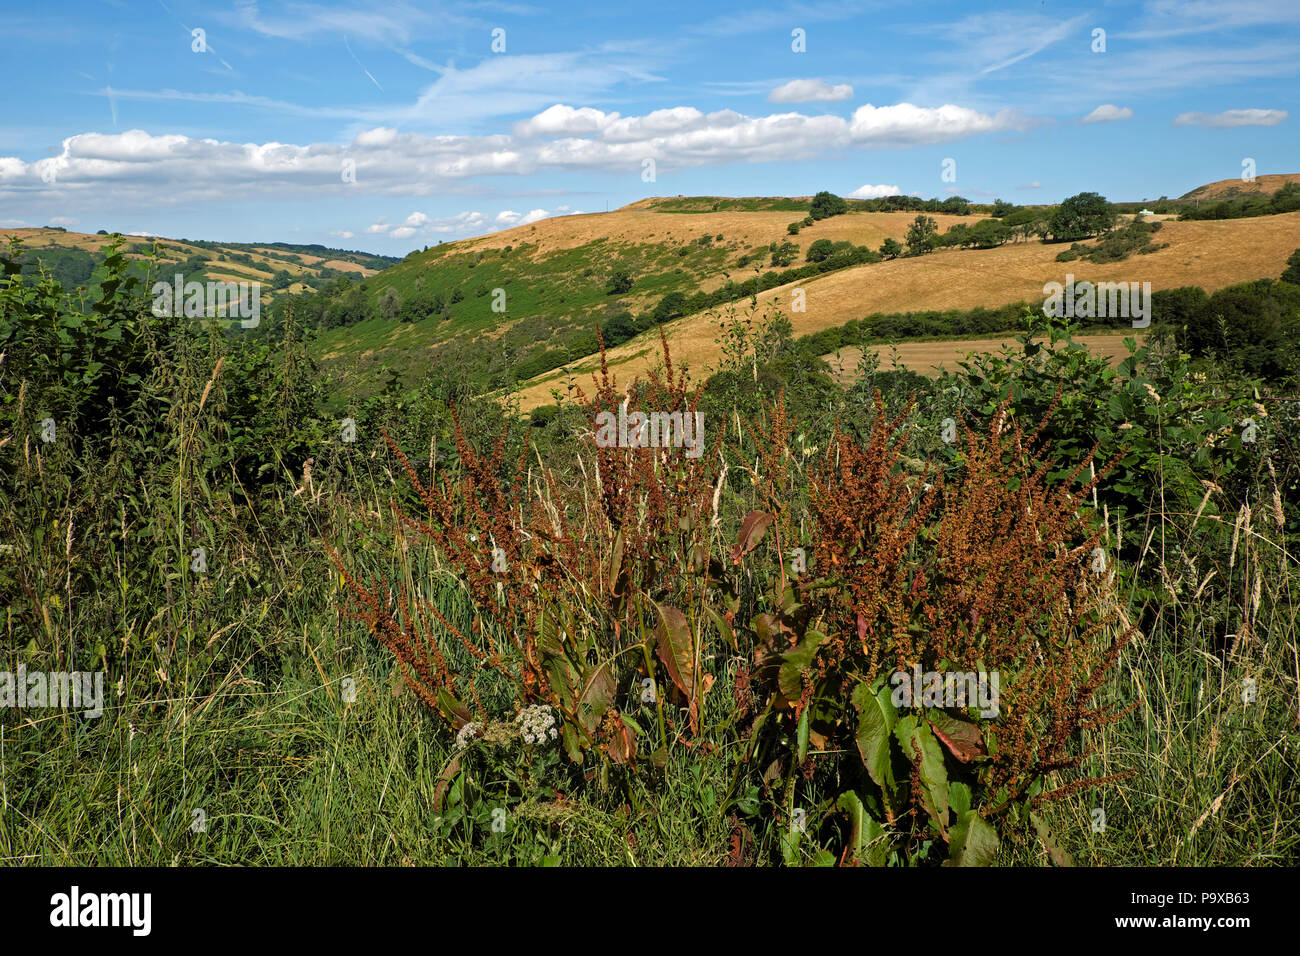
top-left (1, 0), bottom-right (1296, 253)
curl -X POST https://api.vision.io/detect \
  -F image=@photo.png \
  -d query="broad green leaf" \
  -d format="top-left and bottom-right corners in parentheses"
top-left (778, 628), bottom-right (825, 700)
top-left (852, 678), bottom-right (898, 799)
top-left (946, 810), bottom-right (998, 866)
top-left (894, 715), bottom-right (949, 830)
top-left (704, 606), bottom-right (736, 652)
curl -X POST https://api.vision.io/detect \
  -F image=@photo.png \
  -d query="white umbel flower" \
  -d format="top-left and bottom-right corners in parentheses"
top-left (516, 704), bottom-right (559, 745)
top-left (454, 721), bottom-right (482, 750)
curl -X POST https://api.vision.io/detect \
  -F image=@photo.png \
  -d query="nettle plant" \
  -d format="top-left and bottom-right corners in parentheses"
top-left (331, 332), bottom-right (731, 801)
top-left (732, 392), bottom-right (1134, 865)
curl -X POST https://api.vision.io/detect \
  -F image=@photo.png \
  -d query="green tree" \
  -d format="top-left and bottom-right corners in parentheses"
top-left (1049, 191), bottom-right (1116, 242)
top-left (770, 241), bottom-right (799, 267)
top-left (905, 215), bottom-right (939, 255)
top-left (806, 238), bottom-right (834, 262)
top-left (810, 190), bottom-right (849, 220)
top-left (377, 285), bottom-right (401, 319)
top-left (654, 291), bottom-right (689, 322)
top-left (1282, 248), bottom-right (1300, 285)
top-left (879, 237), bottom-right (903, 259)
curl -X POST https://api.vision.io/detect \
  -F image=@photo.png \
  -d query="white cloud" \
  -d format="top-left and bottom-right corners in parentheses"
top-left (0, 103), bottom-right (1026, 207)
top-left (848, 183), bottom-right (900, 199)
top-left (1016, 181), bottom-right (1043, 190)
top-left (514, 104), bottom-right (619, 137)
top-left (768, 79), bottom-right (853, 103)
top-left (849, 102), bottom-right (1027, 147)
top-left (1082, 104), bottom-right (1133, 123)
top-left (328, 229), bottom-right (356, 239)
top-left (1173, 108), bottom-right (1288, 127)
top-left (48, 216), bottom-right (79, 226)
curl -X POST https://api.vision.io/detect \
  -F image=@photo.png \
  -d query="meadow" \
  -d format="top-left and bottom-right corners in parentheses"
top-left (2, 218), bottom-right (1298, 867)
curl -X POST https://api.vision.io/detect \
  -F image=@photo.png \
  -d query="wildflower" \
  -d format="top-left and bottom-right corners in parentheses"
top-left (516, 704), bottom-right (559, 745)
top-left (454, 721), bottom-right (482, 750)
top-left (1143, 383), bottom-right (1161, 403)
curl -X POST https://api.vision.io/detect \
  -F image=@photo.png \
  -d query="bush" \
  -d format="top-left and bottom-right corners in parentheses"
top-left (770, 242), bottom-right (799, 268)
top-left (1282, 248), bottom-right (1300, 285)
top-left (606, 270), bottom-right (634, 295)
top-left (806, 238), bottom-right (834, 262)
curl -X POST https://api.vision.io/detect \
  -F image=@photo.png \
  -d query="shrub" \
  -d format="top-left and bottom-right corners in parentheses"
top-left (1282, 248), bottom-right (1300, 285)
top-left (770, 242), bottom-right (799, 268)
top-left (606, 270), bottom-right (634, 295)
top-left (806, 238), bottom-right (834, 262)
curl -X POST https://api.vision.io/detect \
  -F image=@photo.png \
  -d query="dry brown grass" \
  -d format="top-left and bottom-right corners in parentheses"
top-left (512, 211), bottom-right (1300, 410)
top-left (449, 207), bottom-right (983, 262)
top-left (1181, 173), bottom-right (1300, 200)
top-left (0, 227), bottom-right (383, 279)
top-left (824, 332), bottom-right (1147, 382)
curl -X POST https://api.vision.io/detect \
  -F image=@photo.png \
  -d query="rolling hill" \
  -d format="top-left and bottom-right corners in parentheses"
top-left (510, 210), bottom-right (1300, 409)
top-left (0, 226), bottom-right (398, 303)
top-left (302, 198), bottom-right (987, 399)
top-left (1180, 173), bottom-right (1300, 201)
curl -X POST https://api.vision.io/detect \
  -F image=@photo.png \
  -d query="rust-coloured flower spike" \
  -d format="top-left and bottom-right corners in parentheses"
top-left (332, 331), bottom-right (724, 747)
top-left (751, 388), bottom-right (1133, 823)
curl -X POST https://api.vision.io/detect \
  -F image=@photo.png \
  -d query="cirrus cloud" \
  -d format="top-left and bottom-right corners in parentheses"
top-left (1173, 108), bottom-right (1288, 128)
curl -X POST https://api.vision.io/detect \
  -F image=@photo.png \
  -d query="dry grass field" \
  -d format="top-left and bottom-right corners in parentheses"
top-left (1181, 173), bottom-right (1300, 200)
top-left (512, 210), bottom-right (1300, 409)
top-left (1, 226), bottom-right (389, 286)
top-left (823, 331), bottom-right (1146, 383)
top-left (443, 204), bottom-right (984, 268)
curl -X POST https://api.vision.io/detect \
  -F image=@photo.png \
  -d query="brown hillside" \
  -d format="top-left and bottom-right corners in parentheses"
top-left (512, 211), bottom-right (1300, 410)
top-left (1181, 173), bottom-right (1300, 200)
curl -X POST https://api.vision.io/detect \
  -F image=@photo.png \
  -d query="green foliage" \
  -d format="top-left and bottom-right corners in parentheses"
top-left (606, 270), bottom-right (634, 295)
top-left (905, 215), bottom-right (939, 255)
top-left (809, 191), bottom-right (849, 220)
top-left (1181, 181), bottom-right (1300, 221)
top-left (1048, 191), bottom-right (1117, 242)
top-left (806, 238), bottom-right (834, 262)
top-left (770, 241), bottom-right (799, 267)
top-left (1282, 248), bottom-right (1300, 285)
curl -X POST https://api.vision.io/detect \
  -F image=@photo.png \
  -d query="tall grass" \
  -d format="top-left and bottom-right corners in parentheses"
top-left (1, 252), bottom-right (1296, 865)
